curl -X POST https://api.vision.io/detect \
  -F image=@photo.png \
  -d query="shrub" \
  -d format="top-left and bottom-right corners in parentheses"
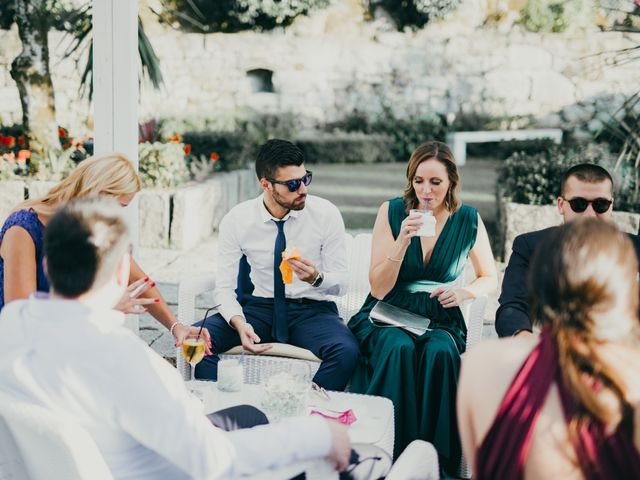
top-left (367, 0), bottom-right (463, 30)
top-left (138, 141), bottom-right (190, 188)
top-left (182, 131), bottom-right (248, 171)
top-left (497, 142), bottom-right (640, 212)
top-left (294, 132), bottom-right (393, 164)
top-left (158, 0), bottom-right (330, 33)
top-left (521, 0), bottom-right (596, 33)
top-left (326, 109), bottom-right (446, 162)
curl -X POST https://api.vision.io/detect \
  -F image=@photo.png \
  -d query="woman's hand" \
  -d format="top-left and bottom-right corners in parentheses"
top-left (172, 323), bottom-right (213, 355)
top-left (430, 286), bottom-right (471, 309)
top-left (398, 213), bottom-right (424, 246)
top-left (114, 276), bottom-right (159, 314)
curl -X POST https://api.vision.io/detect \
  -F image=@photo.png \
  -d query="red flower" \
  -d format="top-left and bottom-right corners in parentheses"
top-left (4, 136), bottom-right (15, 148)
top-left (58, 127), bottom-right (67, 138)
top-left (210, 152), bottom-right (220, 162)
top-left (17, 135), bottom-right (26, 147)
top-left (184, 144), bottom-right (192, 155)
top-left (168, 134), bottom-right (182, 143)
top-left (62, 141), bottom-right (71, 149)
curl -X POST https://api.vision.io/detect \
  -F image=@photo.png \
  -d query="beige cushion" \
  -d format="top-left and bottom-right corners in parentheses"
top-left (223, 343), bottom-right (321, 362)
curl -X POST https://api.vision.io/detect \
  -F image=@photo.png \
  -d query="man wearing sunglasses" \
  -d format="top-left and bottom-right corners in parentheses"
top-left (496, 163), bottom-right (640, 338)
top-left (193, 139), bottom-right (359, 391)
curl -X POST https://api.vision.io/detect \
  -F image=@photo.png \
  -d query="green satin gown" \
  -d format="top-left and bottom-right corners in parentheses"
top-left (348, 197), bottom-right (478, 472)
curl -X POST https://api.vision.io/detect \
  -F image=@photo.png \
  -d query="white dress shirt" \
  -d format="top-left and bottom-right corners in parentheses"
top-left (0, 294), bottom-right (331, 479)
top-left (216, 194), bottom-right (348, 323)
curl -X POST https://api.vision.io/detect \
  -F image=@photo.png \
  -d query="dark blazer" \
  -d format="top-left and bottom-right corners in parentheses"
top-left (495, 227), bottom-right (640, 338)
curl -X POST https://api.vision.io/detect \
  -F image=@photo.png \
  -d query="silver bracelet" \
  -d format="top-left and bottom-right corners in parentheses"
top-left (170, 321), bottom-right (184, 337)
top-left (386, 255), bottom-right (403, 263)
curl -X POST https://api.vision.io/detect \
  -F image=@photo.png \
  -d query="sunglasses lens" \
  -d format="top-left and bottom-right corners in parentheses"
top-left (287, 180), bottom-right (302, 192)
top-left (568, 198), bottom-right (588, 213)
top-left (592, 199), bottom-right (611, 214)
top-left (303, 172), bottom-right (312, 187)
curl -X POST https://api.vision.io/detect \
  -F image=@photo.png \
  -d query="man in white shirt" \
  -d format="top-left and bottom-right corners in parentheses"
top-left (0, 198), bottom-right (351, 479)
top-left (193, 139), bottom-right (359, 391)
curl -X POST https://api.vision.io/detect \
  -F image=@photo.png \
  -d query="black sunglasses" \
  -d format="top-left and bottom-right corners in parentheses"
top-left (268, 170), bottom-right (312, 192)
top-left (562, 197), bottom-right (612, 214)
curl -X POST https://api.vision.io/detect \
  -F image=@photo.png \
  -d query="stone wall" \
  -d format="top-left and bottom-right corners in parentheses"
top-left (0, 169), bottom-right (260, 250)
top-left (0, 1), bottom-right (637, 138)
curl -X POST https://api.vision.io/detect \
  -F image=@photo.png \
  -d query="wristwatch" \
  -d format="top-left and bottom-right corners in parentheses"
top-left (311, 271), bottom-right (324, 287)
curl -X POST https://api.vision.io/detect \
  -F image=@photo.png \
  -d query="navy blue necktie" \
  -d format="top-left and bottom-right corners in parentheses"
top-left (272, 220), bottom-right (288, 342)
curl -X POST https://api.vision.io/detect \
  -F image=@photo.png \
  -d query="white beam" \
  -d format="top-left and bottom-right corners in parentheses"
top-left (93, 0), bottom-right (140, 334)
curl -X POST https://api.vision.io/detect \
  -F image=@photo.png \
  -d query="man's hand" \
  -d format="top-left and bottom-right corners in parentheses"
top-left (173, 323), bottom-right (213, 355)
top-left (326, 421), bottom-right (351, 472)
top-left (515, 329), bottom-right (534, 338)
top-left (287, 257), bottom-right (318, 284)
top-left (230, 316), bottom-right (272, 354)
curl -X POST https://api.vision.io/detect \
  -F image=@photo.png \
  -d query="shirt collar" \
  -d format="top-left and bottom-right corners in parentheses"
top-left (26, 292), bottom-right (125, 330)
top-left (258, 193), bottom-right (301, 223)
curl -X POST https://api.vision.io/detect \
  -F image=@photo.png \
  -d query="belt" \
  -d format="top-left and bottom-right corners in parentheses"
top-left (285, 297), bottom-right (322, 305)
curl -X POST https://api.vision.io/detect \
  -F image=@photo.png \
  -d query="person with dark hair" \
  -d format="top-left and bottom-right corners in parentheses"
top-left (193, 139), bottom-right (359, 391)
top-left (347, 141), bottom-right (497, 472)
top-left (0, 197), bottom-right (353, 479)
top-left (459, 219), bottom-right (640, 478)
top-left (495, 163), bottom-right (640, 338)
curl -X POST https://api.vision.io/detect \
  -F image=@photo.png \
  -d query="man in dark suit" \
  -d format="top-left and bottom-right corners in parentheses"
top-left (496, 163), bottom-right (640, 337)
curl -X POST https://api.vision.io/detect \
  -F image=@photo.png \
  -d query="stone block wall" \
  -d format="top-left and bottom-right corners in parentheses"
top-left (0, 2), bottom-right (637, 138)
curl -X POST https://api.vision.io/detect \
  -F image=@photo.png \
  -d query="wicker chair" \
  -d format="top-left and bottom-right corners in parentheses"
top-left (176, 233), bottom-right (486, 382)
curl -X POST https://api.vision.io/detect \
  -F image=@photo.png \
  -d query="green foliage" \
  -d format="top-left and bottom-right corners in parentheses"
top-left (521, 0), bottom-right (596, 33)
top-left (497, 142), bottom-right (640, 213)
top-left (295, 132), bottom-right (393, 164)
top-left (138, 141), bottom-right (190, 188)
top-left (157, 0), bottom-right (330, 33)
top-left (326, 109), bottom-right (447, 162)
top-left (366, 0), bottom-right (463, 30)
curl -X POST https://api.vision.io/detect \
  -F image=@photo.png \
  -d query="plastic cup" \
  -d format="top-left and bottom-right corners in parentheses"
top-left (409, 209), bottom-right (436, 237)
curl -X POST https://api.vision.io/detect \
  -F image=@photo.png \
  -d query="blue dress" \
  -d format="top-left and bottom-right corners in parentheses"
top-left (0, 209), bottom-right (48, 310)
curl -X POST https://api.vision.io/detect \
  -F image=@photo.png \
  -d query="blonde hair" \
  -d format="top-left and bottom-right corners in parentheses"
top-left (21, 153), bottom-right (141, 216)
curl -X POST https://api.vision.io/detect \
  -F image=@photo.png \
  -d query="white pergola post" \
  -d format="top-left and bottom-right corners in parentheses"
top-left (92, 0), bottom-right (139, 250)
top-left (93, 0), bottom-right (140, 334)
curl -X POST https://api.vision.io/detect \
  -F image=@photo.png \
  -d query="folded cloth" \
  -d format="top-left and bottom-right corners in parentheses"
top-left (309, 407), bottom-right (357, 426)
top-left (279, 246), bottom-right (301, 284)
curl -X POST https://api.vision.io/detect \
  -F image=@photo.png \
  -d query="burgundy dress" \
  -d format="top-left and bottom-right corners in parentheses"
top-left (476, 328), bottom-right (640, 479)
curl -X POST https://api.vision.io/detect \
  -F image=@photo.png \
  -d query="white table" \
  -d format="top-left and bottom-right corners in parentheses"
top-left (198, 382), bottom-right (395, 479)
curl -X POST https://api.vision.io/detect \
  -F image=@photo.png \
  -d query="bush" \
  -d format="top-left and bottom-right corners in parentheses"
top-left (497, 142), bottom-right (640, 212)
top-left (326, 109), bottom-right (447, 162)
top-left (521, 0), bottom-right (596, 33)
top-left (138, 141), bottom-right (190, 188)
top-left (294, 132), bottom-right (393, 164)
top-left (367, 0), bottom-right (463, 30)
top-left (159, 0), bottom-right (330, 33)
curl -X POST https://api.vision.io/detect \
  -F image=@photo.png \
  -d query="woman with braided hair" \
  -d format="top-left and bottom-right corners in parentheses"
top-left (458, 219), bottom-right (640, 479)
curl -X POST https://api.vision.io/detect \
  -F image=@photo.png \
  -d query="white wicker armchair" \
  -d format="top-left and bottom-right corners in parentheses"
top-left (176, 233), bottom-right (486, 382)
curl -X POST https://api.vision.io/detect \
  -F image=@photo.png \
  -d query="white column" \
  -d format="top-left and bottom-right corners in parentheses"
top-left (93, 0), bottom-right (140, 334)
top-left (92, 0), bottom-right (139, 248)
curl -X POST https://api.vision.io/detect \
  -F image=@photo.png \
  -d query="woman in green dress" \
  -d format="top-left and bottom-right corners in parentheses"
top-left (348, 141), bottom-right (497, 474)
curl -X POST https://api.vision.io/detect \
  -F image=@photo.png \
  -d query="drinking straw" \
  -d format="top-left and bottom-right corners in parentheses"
top-left (189, 303), bottom-right (220, 363)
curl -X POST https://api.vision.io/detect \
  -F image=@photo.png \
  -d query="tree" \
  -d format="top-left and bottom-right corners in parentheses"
top-left (10, 0), bottom-right (59, 157)
top-left (2, 0), bottom-right (163, 158)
